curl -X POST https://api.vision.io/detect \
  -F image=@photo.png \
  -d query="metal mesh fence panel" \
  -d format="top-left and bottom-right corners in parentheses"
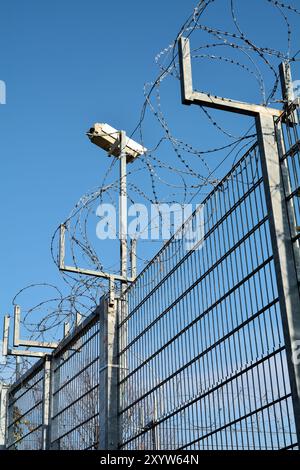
top-left (119, 142), bottom-right (299, 450)
top-left (50, 312), bottom-right (100, 450)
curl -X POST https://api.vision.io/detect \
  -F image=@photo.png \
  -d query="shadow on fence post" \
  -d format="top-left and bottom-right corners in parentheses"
top-left (0, 382), bottom-right (9, 449)
top-left (42, 356), bottom-right (51, 450)
top-left (98, 295), bottom-right (119, 450)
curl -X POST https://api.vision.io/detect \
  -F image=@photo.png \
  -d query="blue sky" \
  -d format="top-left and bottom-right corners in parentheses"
top-left (0, 0), bottom-right (300, 354)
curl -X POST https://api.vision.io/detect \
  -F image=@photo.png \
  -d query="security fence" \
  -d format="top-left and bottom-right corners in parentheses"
top-left (2, 101), bottom-right (300, 451)
top-left (118, 141), bottom-right (298, 450)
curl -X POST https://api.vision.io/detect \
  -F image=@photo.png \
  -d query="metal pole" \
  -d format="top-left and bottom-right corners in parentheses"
top-left (50, 356), bottom-right (60, 450)
top-left (75, 312), bottom-right (82, 326)
top-left (15, 357), bottom-right (21, 381)
top-left (256, 113), bottom-right (300, 445)
top-left (2, 315), bottom-right (10, 358)
top-left (178, 36), bottom-right (193, 104)
top-left (59, 224), bottom-right (66, 270)
top-left (276, 119), bottom-right (300, 284)
top-left (279, 61), bottom-right (298, 123)
top-left (279, 61), bottom-right (295, 106)
top-left (64, 322), bottom-right (70, 337)
top-left (119, 131), bottom-right (129, 449)
top-left (98, 131), bottom-right (128, 450)
top-left (99, 296), bottom-right (119, 449)
top-left (130, 238), bottom-right (137, 280)
top-left (13, 305), bottom-right (20, 347)
top-left (42, 357), bottom-right (51, 450)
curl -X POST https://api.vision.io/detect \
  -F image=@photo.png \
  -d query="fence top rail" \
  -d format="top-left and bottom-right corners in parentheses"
top-left (122, 140), bottom-right (259, 297)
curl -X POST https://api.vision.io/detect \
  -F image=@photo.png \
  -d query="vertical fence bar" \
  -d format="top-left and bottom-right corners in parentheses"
top-left (2, 315), bottom-right (10, 357)
top-left (256, 112), bottom-right (300, 444)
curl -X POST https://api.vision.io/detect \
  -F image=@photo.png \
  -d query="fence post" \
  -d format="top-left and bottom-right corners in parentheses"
top-left (50, 354), bottom-right (61, 450)
top-left (42, 356), bottom-right (51, 450)
top-left (256, 112), bottom-right (300, 444)
top-left (99, 295), bottom-right (119, 449)
top-left (0, 383), bottom-right (9, 449)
